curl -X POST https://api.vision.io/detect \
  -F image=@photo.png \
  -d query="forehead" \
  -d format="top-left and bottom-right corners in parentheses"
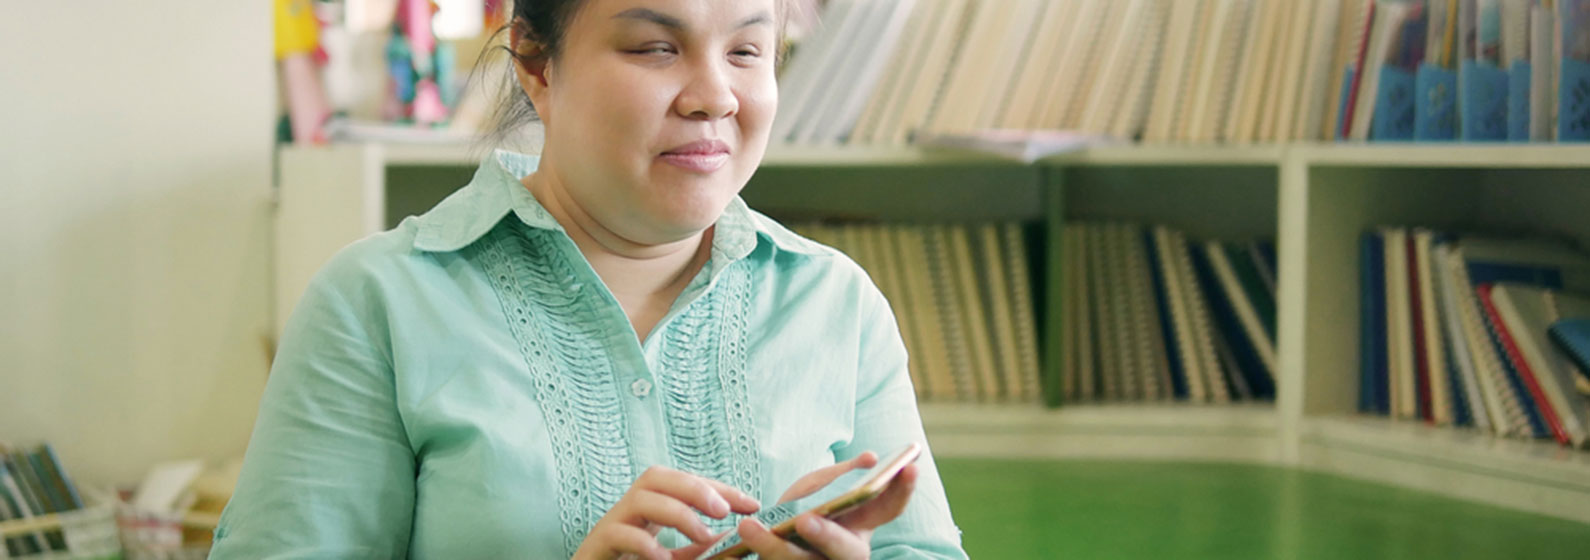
top-left (574, 0), bottom-right (780, 31)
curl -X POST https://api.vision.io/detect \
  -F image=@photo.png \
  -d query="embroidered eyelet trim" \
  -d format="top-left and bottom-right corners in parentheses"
top-left (473, 221), bottom-right (633, 557)
top-left (656, 262), bottom-right (762, 533)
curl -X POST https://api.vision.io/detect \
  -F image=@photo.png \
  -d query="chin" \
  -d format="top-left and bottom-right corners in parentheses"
top-left (648, 195), bottom-right (734, 237)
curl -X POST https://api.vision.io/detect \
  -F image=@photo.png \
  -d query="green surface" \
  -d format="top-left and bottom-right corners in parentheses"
top-left (937, 459), bottom-right (1590, 559)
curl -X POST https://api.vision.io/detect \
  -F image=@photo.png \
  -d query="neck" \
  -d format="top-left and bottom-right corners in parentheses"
top-left (522, 168), bottom-right (712, 313)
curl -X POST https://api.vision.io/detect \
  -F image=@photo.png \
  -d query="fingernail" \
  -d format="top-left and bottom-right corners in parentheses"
top-left (711, 495), bottom-right (731, 516)
top-left (800, 515), bottom-right (822, 536)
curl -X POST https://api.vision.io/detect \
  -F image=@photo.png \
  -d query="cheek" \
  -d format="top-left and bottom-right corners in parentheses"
top-left (568, 70), bottom-right (671, 145)
top-left (740, 75), bottom-right (779, 133)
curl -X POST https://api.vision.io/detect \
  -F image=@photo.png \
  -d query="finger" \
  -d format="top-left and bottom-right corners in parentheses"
top-left (600, 523), bottom-right (673, 560)
top-left (669, 528), bottom-right (733, 560)
top-left (618, 490), bottom-right (720, 544)
top-left (637, 466), bottom-right (762, 517)
top-left (777, 452), bottom-right (880, 503)
top-left (835, 463), bottom-right (919, 531)
top-left (736, 518), bottom-right (822, 560)
top-left (794, 513), bottom-right (872, 560)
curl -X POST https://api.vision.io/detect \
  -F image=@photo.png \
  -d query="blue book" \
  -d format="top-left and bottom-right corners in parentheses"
top-left (1190, 247), bottom-right (1274, 399)
top-left (1549, 318), bottom-right (1590, 387)
top-left (34, 444), bottom-right (83, 511)
top-left (1143, 230), bottom-right (1188, 400)
top-left (0, 461), bottom-right (46, 555)
top-left (1361, 232), bottom-right (1389, 414)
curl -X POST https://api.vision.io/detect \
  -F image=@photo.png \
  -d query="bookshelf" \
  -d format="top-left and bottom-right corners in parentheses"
top-left (272, 141), bottom-right (1590, 524)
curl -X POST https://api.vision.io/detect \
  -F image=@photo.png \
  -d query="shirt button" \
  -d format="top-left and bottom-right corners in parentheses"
top-left (631, 379), bottom-right (653, 398)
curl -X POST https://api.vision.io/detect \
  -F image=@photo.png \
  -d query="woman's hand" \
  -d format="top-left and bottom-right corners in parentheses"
top-left (735, 454), bottom-right (921, 559)
top-left (572, 465), bottom-right (761, 560)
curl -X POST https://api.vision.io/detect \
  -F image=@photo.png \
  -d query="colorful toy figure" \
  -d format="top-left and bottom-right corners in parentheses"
top-left (386, 0), bottom-right (453, 126)
top-left (275, 0), bottom-right (332, 144)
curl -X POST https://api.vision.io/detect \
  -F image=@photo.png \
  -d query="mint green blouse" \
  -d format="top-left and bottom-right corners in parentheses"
top-left (210, 150), bottom-right (967, 559)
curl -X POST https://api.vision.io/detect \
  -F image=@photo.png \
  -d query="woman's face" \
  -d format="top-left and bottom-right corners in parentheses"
top-left (527, 0), bottom-right (780, 245)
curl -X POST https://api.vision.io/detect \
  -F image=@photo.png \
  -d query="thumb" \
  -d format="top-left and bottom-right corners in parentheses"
top-left (778, 452), bottom-right (879, 504)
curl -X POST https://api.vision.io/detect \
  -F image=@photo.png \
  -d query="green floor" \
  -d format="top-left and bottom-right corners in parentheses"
top-left (937, 459), bottom-right (1590, 559)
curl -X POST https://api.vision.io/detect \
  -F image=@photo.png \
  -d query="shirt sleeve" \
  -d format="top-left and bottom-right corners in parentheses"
top-left (832, 287), bottom-right (970, 560)
top-left (209, 258), bottom-right (416, 559)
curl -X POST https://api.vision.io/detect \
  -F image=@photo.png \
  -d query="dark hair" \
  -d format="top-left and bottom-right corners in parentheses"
top-left (474, 0), bottom-right (791, 151)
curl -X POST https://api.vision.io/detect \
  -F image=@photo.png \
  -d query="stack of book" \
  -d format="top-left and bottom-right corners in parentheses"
top-left (787, 222), bottom-right (1045, 403)
top-left (772, 0), bottom-right (1590, 147)
top-left (1360, 229), bottom-right (1590, 449)
top-left (0, 443), bottom-right (86, 556)
top-left (1060, 223), bottom-right (1278, 405)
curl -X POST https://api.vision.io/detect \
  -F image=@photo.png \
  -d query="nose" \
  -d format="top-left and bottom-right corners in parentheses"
top-left (674, 58), bottom-right (738, 121)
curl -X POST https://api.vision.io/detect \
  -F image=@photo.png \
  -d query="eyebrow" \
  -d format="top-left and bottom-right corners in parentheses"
top-left (612, 8), bottom-right (772, 32)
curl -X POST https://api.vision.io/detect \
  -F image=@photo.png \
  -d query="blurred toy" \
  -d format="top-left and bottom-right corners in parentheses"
top-left (386, 0), bottom-right (454, 126)
top-left (275, 0), bottom-right (334, 145)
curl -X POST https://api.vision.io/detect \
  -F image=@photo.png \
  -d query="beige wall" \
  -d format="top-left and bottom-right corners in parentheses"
top-left (1, 3), bottom-right (274, 486)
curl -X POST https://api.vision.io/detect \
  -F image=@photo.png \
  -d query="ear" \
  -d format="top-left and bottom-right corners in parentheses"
top-left (509, 19), bottom-right (555, 124)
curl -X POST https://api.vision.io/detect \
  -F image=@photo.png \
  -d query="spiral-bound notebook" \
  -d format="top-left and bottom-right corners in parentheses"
top-left (1445, 246), bottom-right (1533, 437)
top-left (1488, 283), bottom-right (1590, 447)
top-left (1433, 243), bottom-right (1486, 430)
top-left (1149, 227), bottom-right (1198, 401)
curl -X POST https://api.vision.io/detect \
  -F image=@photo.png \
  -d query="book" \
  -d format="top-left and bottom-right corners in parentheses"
top-left (946, 225), bottom-right (1003, 401)
top-left (0, 458), bottom-right (47, 555)
top-left (1150, 227), bottom-right (1199, 400)
top-left (1433, 243), bottom-right (1488, 429)
top-left (1414, 229), bottom-right (1453, 424)
top-left (850, 0), bottom-right (939, 144)
top-left (1384, 228), bottom-right (1417, 419)
top-left (1549, 318), bottom-right (1590, 386)
top-left (1362, 231), bottom-right (1390, 413)
top-left (1226, 0), bottom-right (1280, 142)
top-left (1488, 283), bottom-right (1590, 446)
top-left (1079, 0), bottom-right (1155, 135)
top-left (1339, 0), bottom-right (1379, 138)
top-left (1446, 245), bottom-right (1540, 437)
top-left (1351, 0), bottom-right (1411, 140)
top-left (2, 450), bottom-right (63, 551)
top-left (971, 0), bottom-right (1048, 131)
top-left (1002, 0), bottom-right (1081, 130)
top-left (1124, 224), bottom-right (1173, 400)
top-left (1190, 240), bottom-right (1260, 399)
top-left (896, 226), bottom-right (957, 401)
top-left (923, 0), bottom-right (1006, 135)
top-left (770, 0), bottom-right (864, 143)
top-left (1109, 0), bottom-right (1171, 139)
top-left (1295, 0), bottom-right (1346, 140)
top-left (1064, 224), bottom-right (1093, 402)
top-left (1042, 0), bottom-right (1114, 130)
top-left (886, 0), bottom-right (973, 144)
top-left (1088, 224), bottom-right (1117, 400)
top-left (1139, 0), bottom-right (1194, 139)
top-left (801, 0), bottom-right (919, 144)
top-left (975, 224), bottom-right (1027, 403)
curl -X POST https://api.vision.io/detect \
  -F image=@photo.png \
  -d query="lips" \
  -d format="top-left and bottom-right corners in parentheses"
top-left (659, 139), bottom-right (731, 173)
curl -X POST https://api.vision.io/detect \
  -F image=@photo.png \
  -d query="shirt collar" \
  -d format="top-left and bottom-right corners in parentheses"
top-left (413, 149), bottom-right (826, 259)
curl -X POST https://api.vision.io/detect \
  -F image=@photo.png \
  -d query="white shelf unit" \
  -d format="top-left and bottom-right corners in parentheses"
top-left (273, 141), bottom-right (1590, 524)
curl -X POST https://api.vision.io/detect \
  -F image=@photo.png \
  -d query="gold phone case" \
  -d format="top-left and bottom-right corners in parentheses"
top-left (702, 442), bottom-right (922, 559)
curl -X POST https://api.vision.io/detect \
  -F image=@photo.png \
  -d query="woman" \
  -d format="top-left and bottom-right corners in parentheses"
top-left (211, 0), bottom-right (967, 558)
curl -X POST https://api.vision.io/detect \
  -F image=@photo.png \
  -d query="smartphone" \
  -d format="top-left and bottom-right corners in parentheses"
top-left (699, 442), bottom-right (922, 559)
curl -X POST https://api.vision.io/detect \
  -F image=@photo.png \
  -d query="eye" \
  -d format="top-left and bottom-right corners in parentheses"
top-left (629, 43), bottom-right (676, 56)
top-left (731, 45), bottom-right (763, 59)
